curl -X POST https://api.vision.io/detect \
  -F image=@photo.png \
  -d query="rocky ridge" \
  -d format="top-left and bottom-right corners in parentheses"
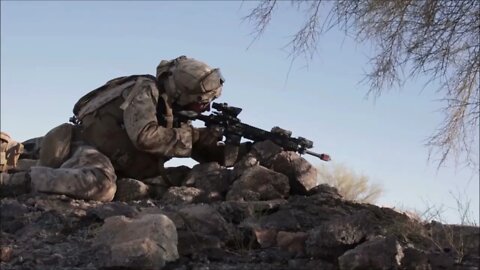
top-left (1, 141), bottom-right (479, 270)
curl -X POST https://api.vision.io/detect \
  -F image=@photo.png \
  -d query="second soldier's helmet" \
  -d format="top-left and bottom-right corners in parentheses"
top-left (156, 56), bottom-right (224, 107)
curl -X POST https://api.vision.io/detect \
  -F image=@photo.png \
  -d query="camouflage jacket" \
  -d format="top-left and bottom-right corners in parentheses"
top-left (74, 75), bottom-right (216, 179)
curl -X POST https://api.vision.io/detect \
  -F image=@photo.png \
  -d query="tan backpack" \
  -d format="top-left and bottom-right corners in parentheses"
top-left (71, 74), bottom-right (156, 124)
top-left (0, 132), bottom-right (24, 172)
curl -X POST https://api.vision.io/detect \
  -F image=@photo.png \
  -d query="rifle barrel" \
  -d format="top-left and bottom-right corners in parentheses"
top-left (304, 150), bottom-right (330, 161)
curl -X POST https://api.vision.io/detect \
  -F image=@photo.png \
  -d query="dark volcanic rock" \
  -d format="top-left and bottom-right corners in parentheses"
top-left (305, 218), bottom-right (367, 260)
top-left (161, 186), bottom-right (205, 205)
top-left (93, 214), bottom-right (178, 269)
top-left (86, 201), bottom-right (140, 220)
top-left (270, 151), bottom-right (318, 194)
top-left (307, 183), bottom-right (343, 199)
top-left (165, 165), bottom-right (192, 186)
top-left (183, 162), bottom-right (233, 201)
top-left (175, 204), bottom-right (236, 256)
top-left (337, 236), bottom-right (404, 270)
top-left (227, 165), bottom-right (290, 201)
top-left (1, 164), bottom-right (478, 270)
top-left (113, 177), bottom-right (150, 201)
top-left (250, 140), bottom-right (283, 168)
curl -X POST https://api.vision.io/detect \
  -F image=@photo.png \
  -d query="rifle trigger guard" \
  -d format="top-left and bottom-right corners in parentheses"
top-left (225, 134), bottom-right (241, 145)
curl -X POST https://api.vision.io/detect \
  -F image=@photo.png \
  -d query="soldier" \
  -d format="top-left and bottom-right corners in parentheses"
top-left (0, 56), bottom-right (240, 202)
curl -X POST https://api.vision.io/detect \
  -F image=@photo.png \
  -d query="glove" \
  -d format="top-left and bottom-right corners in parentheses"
top-left (192, 127), bottom-right (224, 146)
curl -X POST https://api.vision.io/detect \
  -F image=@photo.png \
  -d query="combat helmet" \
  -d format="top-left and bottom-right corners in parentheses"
top-left (156, 56), bottom-right (224, 108)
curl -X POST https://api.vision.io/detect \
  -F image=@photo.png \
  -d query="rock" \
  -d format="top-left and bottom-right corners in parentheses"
top-left (183, 162), bottom-right (233, 201)
top-left (401, 247), bottom-right (430, 270)
top-left (276, 231), bottom-right (308, 255)
top-left (215, 199), bottom-right (287, 224)
top-left (177, 204), bottom-right (232, 240)
top-left (254, 228), bottom-right (278, 248)
top-left (278, 195), bottom-right (350, 230)
top-left (183, 162), bottom-right (222, 185)
top-left (226, 165), bottom-right (290, 201)
top-left (165, 165), bottom-right (192, 186)
top-left (109, 238), bottom-right (166, 268)
top-left (41, 252), bottom-right (64, 265)
top-left (307, 184), bottom-right (342, 200)
top-left (304, 259), bottom-right (338, 270)
top-left (177, 232), bottom-right (224, 256)
top-left (20, 194), bottom-right (100, 219)
top-left (306, 218), bottom-right (367, 260)
top-left (114, 178), bottom-right (150, 201)
top-left (165, 166), bottom-right (192, 186)
top-left (0, 246), bottom-right (13, 262)
top-left (142, 175), bottom-right (169, 186)
top-left (241, 209), bottom-right (305, 252)
top-left (94, 214), bottom-right (178, 269)
top-left (142, 166), bottom-right (192, 188)
top-left (231, 154), bottom-right (260, 179)
top-left (245, 209), bottom-right (302, 231)
top-left (234, 154), bottom-right (260, 170)
top-left (161, 186), bottom-right (204, 205)
top-left (0, 172), bottom-right (30, 197)
top-left (427, 221), bottom-right (480, 259)
top-left (250, 140), bottom-right (283, 168)
top-left (461, 254), bottom-right (480, 269)
top-left (141, 175), bottom-right (171, 199)
top-left (427, 251), bottom-right (456, 270)
top-left (86, 201), bottom-right (140, 220)
top-left (1, 163), bottom-right (478, 270)
top-left (287, 259), bottom-right (309, 269)
top-left (271, 151), bottom-right (318, 194)
top-left (175, 204), bottom-right (234, 255)
top-left (17, 209), bottom-right (70, 241)
top-left (0, 198), bottom-right (29, 216)
top-left (148, 185), bottom-right (170, 200)
top-left (338, 236), bottom-right (404, 270)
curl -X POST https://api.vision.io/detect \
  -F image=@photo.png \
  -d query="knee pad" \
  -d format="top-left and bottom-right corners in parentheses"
top-left (38, 123), bottom-right (74, 168)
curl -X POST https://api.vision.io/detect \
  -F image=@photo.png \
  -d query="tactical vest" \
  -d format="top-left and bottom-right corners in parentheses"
top-left (72, 75), bottom-right (173, 180)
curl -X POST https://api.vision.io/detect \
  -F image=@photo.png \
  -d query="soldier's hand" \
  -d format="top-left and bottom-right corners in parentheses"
top-left (192, 127), bottom-right (224, 146)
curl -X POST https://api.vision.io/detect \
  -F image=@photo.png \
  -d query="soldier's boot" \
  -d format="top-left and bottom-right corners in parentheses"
top-left (0, 171), bottom-right (31, 197)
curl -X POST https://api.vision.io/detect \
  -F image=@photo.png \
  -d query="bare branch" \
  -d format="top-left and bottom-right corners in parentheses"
top-left (241, 0), bottom-right (278, 50)
top-left (243, 0), bottom-right (480, 170)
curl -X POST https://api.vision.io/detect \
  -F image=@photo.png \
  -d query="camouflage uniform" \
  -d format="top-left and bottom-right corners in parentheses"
top-left (1, 56), bottom-right (230, 202)
top-left (0, 132), bottom-right (24, 172)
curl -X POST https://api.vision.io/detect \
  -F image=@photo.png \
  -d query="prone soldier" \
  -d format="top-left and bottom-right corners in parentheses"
top-left (1, 56), bottom-right (238, 201)
top-left (1, 56), bottom-right (331, 202)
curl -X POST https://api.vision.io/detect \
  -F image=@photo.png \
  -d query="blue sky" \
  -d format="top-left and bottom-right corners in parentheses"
top-left (1, 1), bottom-right (478, 224)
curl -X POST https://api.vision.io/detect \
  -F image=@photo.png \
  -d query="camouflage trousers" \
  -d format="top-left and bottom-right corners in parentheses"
top-left (30, 145), bottom-right (117, 202)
